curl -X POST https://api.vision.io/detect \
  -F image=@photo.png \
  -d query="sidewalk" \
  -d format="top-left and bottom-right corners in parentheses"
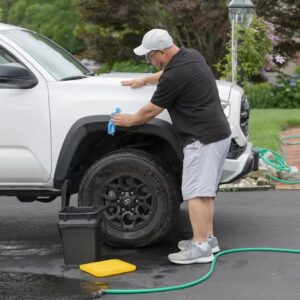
top-left (275, 127), bottom-right (300, 190)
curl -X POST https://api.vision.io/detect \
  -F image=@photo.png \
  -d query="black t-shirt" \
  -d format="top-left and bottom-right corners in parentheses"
top-left (151, 48), bottom-right (231, 148)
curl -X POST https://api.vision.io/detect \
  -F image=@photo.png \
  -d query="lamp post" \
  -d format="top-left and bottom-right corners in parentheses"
top-left (228, 0), bottom-right (255, 84)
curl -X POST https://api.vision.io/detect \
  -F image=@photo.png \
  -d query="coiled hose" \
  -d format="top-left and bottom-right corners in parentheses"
top-left (258, 135), bottom-right (300, 184)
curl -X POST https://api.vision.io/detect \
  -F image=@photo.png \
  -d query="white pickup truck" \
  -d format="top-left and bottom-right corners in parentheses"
top-left (0, 23), bottom-right (258, 247)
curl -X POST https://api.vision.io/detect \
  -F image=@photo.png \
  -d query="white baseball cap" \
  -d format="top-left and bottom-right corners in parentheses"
top-left (134, 29), bottom-right (173, 56)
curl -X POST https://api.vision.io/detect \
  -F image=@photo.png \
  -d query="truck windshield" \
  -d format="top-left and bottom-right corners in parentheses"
top-left (2, 29), bottom-right (91, 80)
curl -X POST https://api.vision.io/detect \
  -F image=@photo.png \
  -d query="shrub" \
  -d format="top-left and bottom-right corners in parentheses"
top-left (216, 16), bottom-right (285, 85)
top-left (245, 69), bottom-right (300, 108)
top-left (245, 83), bottom-right (274, 108)
top-left (272, 70), bottom-right (300, 108)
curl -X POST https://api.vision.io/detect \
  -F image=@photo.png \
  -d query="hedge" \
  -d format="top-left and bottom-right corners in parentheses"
top-left (245, 69), bottom-right (300, 108)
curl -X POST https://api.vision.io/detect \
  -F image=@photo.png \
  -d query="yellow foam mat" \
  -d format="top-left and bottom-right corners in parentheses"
top-left (80, 259), bottom-right (136, 277)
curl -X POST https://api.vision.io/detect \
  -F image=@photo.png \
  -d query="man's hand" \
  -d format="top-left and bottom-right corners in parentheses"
top-left (121, 78), bottom-right (145, 89)
top-left (121, 71), bottom-right (163, 89)
top-left (112, 102), bottom-right (164, 127)
top-left (112, 114), bottom-right (135, 127)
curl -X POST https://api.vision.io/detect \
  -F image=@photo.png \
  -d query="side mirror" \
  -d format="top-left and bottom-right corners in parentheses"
top-left (0, 63), bottom-right (38, 89)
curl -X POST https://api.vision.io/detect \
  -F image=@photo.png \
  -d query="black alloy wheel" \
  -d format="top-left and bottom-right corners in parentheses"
top-left (78, 150), bottom-right (180, 248)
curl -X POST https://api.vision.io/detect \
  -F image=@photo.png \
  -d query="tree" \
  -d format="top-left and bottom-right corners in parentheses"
top-left (254, 0), bottom-right (300, 57)
top-left (216, 1), bottom-right (299, 83)
top-left (76, 0), bottom-right (229, 71)
top-left (76, 0), bottom-right (151, 65)
top-left (149, 1), bottom-right (229, 70)
top-left (2, 0), bottom-right (85, 54)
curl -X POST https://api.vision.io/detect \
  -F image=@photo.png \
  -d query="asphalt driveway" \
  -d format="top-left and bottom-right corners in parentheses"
top-left (0, 190), bottom-right (299, 300)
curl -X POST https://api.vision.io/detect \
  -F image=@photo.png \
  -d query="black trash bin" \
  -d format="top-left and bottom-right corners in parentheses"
top-left (58, 206), bottom-right (102, 266)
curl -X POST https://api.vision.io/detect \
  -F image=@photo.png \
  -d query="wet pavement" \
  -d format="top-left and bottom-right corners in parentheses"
top-left (0, 191), bottom-right (300, 300)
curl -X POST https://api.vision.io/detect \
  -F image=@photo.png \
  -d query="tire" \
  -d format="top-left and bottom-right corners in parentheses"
top-left (78, 149), bottom-right (180, 248)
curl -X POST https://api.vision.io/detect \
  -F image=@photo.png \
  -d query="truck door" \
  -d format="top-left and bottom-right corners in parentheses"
top-left (0, 44), bottom-right (51, 185)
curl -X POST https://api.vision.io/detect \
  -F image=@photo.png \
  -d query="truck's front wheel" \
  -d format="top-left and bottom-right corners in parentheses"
top-left (78, 150), bottom-right (180, 248)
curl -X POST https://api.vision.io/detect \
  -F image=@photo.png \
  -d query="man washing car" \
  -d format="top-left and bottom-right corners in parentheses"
top-left (112, 28), bottom-right (231, 264)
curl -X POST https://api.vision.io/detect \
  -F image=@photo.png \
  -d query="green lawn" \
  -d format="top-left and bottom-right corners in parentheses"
top-left (249, 109), bottom-right (300, 151)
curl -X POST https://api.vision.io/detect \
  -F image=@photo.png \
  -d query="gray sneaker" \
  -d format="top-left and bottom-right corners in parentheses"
top-left (168, 243), bottom-right (214, 264)
top-left (178, 236), bottom-right (220, 254)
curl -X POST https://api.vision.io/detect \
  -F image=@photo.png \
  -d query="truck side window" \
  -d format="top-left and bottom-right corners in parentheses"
top-left (0, 48), bottom-right (17, 65)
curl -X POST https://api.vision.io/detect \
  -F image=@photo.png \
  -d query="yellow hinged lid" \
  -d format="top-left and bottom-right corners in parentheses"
top-left (79, 259), bottom-right (136, 277)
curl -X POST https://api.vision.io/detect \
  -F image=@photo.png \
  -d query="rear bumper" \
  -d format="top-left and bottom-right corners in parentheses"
top-left (221, 143), bottom-right (259, 183)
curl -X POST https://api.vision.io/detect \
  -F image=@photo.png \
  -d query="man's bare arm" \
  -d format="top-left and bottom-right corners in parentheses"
top-left (112, 102), bottom-right (164, 127)
top-left (121, 71), bottom-right (163, 89)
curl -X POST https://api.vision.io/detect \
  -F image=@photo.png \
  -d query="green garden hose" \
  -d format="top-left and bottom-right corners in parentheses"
top-left (94, 135), bottom-right (300, 297)
top-left (97, 247), bottom-right (300, 296)
top-left (258, 135), bottom-right (300, 184)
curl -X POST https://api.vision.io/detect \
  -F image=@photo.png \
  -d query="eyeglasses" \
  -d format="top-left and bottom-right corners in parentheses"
top-left (145, 50), bottom-right (160, 63)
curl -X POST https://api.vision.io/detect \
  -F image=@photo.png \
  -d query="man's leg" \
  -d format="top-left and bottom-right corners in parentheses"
top-left (168, 196), bottom-right (214, 264)
top-left (188, 197), bottom-right (213, 242)
top-left (169, 138), bottom-right (230, 264)
top-left (207, 197), bottom-right (214, 237)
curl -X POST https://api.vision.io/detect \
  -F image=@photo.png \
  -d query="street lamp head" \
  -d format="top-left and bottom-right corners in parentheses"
top-left (228, 0), bottom-right (255, 27)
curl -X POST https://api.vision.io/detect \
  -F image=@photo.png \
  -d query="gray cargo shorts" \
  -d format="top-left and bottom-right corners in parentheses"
top-left (182, 137), bottom-right (231, 200)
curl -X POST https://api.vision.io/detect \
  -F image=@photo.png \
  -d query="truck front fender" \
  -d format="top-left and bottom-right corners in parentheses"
top-left (53, 116), bottom-right (182, 189)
